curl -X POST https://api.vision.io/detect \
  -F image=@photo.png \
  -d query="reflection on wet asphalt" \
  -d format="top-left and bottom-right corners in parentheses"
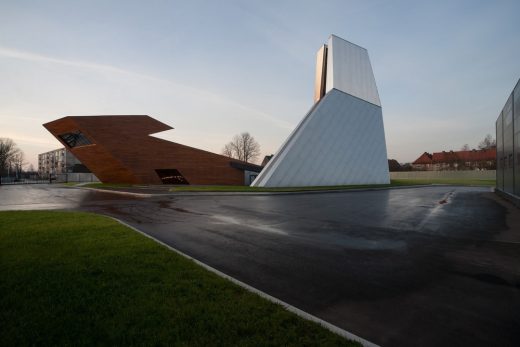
top-left (0, 184), bottom-right (133, 210)
top-left (1, 184), bottom-right (519, 347)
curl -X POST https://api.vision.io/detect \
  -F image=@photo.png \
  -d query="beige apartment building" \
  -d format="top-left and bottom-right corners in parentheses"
top-left (38, 148), bottom-right (86, 178)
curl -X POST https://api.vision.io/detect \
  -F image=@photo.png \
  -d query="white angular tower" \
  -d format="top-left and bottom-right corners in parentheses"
top-left (251, 34), bottom-right (389, 187)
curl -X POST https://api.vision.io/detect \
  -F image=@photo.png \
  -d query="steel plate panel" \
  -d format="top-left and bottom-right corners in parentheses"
top-left (325, 35), bottom-right (381, 106)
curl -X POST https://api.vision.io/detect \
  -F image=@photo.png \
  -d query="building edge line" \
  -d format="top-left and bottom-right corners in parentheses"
top-left (109, 216), bottom-right (380, 347)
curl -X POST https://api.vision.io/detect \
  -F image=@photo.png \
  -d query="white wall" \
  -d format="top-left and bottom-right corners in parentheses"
top-left (390, 171), bottom-right (496, 180)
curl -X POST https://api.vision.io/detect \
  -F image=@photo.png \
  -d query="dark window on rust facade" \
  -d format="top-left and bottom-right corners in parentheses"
top-left (59, 131), bottom-right (92, 148)
top-left (155, 169), bottom-right (189, 184)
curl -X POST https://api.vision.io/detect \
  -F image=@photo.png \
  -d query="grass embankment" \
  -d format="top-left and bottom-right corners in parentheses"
top-left (168, 178), bottom-right (495, 192)
top-left (0, 211), bottom-right (357, 346)
top-left (76, 182), bottom-right (134, 189)
top-left (393, 178), bottom-right (496, 187)
top-left (77, 178), bottom-right (495, 193)
top-left (60, 182), bottom-right (85, 186)
top-left (171, 184), bottom-right (394, 192)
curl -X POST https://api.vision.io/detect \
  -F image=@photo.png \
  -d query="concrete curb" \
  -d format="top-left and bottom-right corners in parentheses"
top-left (77, 187), bottom-right (156, 198)
top-left (495, 188), bottom-right (520, 208)
top-left (165, 184), bottom-right (494, 197)
top-left (74, 183), bottom-right (492, 198)
top-left (110, 217), bottom-right (379, 347)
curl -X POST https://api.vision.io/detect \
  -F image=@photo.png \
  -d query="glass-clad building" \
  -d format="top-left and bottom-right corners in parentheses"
top-left (496, 78), bottom-right (520, 201)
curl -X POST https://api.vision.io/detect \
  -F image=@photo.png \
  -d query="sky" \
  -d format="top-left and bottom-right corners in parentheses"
top-left (1, 0), bottom-right (519, 168)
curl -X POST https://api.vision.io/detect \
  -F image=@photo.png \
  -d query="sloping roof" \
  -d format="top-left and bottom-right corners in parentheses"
top-left (388, 159), bottom-right (401, 171)
top-left (413, 148), bottom-right (496, 165)
top-left (261, 155), bottom-right (273, 167)
top-left (413, 152), bottom-right (433, 165)
top-left (432, 151), bottom-right (459, 163)
top-left (229, 161), bottom-right (263, 173)
top-left (456, 148), bottom-right (496, 162)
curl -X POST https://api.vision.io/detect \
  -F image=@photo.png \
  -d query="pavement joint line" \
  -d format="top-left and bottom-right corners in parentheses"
top-left (110, 216), bottom-right (379, 347)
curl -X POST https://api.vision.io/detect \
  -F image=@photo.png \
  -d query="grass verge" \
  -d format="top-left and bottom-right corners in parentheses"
top-left (168, 178), bottom-right (495, 192)
top-left (392, 178), bottom-right (496, 187)
top-left (0, 211), bottom-right (358, 346)
top-left (79, 178), bottom-right (495, 193)
top-left (81, 182), bottom-right (134, 189)
top-left (60, 182), bottom-right (82, 186)
top-left (170, 183), bottom-right (394, 192)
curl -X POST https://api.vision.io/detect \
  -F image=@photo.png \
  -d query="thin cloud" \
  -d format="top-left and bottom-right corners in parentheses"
top-left (2, 132), bottom-right (58, 147)
top-left (0, 46), bottom-right (293, 130)
top-left (0, 46), bottom-right (135, 75)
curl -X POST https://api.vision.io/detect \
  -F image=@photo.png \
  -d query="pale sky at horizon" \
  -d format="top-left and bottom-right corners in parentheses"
top-left (1, 0), bottom-right (519, 168)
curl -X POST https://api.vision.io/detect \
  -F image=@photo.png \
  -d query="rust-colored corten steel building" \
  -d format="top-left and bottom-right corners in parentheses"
top-left (43, 115), bottom-right (261, 185)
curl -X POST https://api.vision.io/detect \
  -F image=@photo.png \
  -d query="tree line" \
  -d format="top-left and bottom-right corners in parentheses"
top-left (461, 134), bottom-right (496, 151)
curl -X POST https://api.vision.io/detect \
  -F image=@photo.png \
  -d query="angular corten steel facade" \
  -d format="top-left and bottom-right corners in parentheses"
top-left (43, 115), bottom-right (260, 185)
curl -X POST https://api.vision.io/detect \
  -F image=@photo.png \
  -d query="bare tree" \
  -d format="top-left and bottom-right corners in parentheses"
top-left (12, 152), bottom-right (26, 178)
top-left (478, 134), bottom-right (496, 150)
top-left (461, 144), bottom-right (470, 151)
top-left (239, 132), bottom-right (261, 163)
top-left (0, 138), bottom-right (21, 176)
top-left (221, 132), bottom-right (261, 163)
top-left (222, 143), bottom-right (235, 158)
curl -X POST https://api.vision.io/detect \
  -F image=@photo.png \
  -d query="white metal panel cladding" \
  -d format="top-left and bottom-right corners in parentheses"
top-left (325, 35), bottom-right (381, 107)
top-left (251, 89), bottom-right (389, 187)
top-left (496, 112), bottom-right (504, 191)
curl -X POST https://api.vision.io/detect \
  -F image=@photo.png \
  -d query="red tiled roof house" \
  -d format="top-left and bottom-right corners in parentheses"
top-left (412, 148), bottom-right (496, 171)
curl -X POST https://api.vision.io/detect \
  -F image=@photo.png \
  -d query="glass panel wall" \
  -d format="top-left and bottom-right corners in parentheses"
top-left (496, 112), bottom-right (504, 190)
top-left (514, 81), bottom-right (520, 195)
top-left (496, 78), bottom-right (520, 197)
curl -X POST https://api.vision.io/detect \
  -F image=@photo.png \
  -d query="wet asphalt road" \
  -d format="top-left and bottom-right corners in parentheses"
top-left (1, 184), bottom-right (519, 346)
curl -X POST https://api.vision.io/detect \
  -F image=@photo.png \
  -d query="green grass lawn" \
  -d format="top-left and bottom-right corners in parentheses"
top-left (78, 178), bottom-right (495, 193)
top-left (168, 178), bottom-right (495, 192)
top-left (392, 178), bottom-right (496, 187)
top-left (0, 211), bottom-right (357, 346)
top-left (80, 182), bottom-right (134, 189)
top-left (60, 182), bottom-right (83, 186)
top-left (170, 183), bottom-right (395, 192)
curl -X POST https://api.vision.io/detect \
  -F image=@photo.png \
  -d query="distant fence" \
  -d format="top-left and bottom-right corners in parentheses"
top-left (0, 173), bottom-right (100, 184)
top-left (390, 170), bottom-right (496, 180)
top-left (0, 177), bottom-right (48, 184)
top-left (55, 173), bottom-right (100, 183)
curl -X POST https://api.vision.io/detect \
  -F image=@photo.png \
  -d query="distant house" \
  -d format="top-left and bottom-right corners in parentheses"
top-left (412, 148), bottom-right (496, 171)
top-left (261, 155), bottom-right (273, 167)
top-left (388, 159), bottom-right (402, 172)
top-left (413, 152), bottom-right (434, 170)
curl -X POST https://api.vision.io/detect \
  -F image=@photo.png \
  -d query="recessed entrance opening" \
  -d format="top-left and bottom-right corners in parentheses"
top-left (155, 169), bottom-right (189, 184)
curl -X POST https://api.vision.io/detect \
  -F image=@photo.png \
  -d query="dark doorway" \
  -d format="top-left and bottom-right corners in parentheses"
top-left (155, 169), bottom-right (189, 184)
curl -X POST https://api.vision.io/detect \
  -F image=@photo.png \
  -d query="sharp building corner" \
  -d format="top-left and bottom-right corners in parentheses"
top-left (496, 78), bottom-right (520, 205)
top-left (252, 34), bottom-right (389, 187)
